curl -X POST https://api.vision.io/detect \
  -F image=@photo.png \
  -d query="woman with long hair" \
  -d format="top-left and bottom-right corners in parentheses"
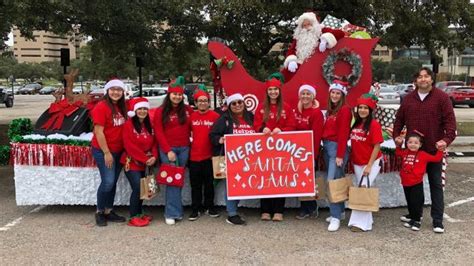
top-left (321, 80), bottom-right (352, 232)
top-left (91, 79), bottom-right (128, 226)
top-left (210, 93), bottom-right (254, 225)
top-left (253, 73), bottom-right (295, 222)
top-left (154, 76), bottom-right (194, 225)
top-left (120, 97), bottom-right (157, 227)
top-left (347, 94), bottom-right (383, 232)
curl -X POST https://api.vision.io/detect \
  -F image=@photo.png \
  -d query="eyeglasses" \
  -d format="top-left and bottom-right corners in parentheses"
top-left (230, 100), bottom-right (244, 106)
top-left (197, 99), bottom-right (209, 103)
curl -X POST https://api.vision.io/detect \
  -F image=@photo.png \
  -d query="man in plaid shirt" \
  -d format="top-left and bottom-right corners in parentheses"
top-left (393, 67), bottom-right (457, 234)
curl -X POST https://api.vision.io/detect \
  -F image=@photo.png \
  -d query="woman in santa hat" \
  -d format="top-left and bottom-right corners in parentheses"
top-left (347, 94), bottom-right (383, 232)
top-left (322, 80), bottom-right (352, 232)
top-left (120, 97), bottom-right (158, 227)
top-left (292, 83), bottom-right (324, 220)
top-left (153, 76), bottom-right (194, 225)
top-left (253, 73), bottom-right (296, 222)
top-left (91, 79), bottom-right (128, 226)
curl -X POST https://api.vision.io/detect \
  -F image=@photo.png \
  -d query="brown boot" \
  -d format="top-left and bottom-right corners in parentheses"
top-left (272, 213), bottom-right (283, 222)
top-left (261, 213), bottom-right (271, 221)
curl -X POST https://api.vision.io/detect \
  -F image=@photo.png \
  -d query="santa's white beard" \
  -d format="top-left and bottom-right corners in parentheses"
top-left (294, 26), bottom-right (322, 63)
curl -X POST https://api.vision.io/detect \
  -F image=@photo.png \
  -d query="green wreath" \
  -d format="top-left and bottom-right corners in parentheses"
top-left (322, 48), bottom-right (363, 88)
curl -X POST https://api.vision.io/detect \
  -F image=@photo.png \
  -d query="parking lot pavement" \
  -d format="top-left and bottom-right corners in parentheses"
top-left (1, 164), bottom-right (473, 264)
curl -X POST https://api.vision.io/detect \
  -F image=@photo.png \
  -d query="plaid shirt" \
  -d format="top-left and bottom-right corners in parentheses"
top-left (393, 88), bottom-right (457, 155)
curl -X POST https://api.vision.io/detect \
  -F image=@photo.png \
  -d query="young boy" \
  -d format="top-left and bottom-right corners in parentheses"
top-left (395, 131), bottom-right (444, 231)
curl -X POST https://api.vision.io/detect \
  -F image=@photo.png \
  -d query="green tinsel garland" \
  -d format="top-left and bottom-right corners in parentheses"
top-left (322, 48), bottom-right (362, 88)
top-left (14, 136), bottom-right (91, 147)
top-left (0, 145), bottom-right (10, 165)
top-left (8, 118), bottom-right (33, 141)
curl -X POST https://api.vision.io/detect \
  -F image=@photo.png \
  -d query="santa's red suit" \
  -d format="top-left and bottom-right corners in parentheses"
top-left (282, 12), bottom-right (344, 82)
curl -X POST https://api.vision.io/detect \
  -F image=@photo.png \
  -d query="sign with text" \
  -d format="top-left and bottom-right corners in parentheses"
top-left (225, 131), bottom-right (315, 200)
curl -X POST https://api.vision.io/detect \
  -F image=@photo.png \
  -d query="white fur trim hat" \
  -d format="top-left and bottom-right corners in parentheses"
top-left (298, 84), bottom-right (316, 96)
top-left (226, 93), bottom-right (244, 105)
top-left (297, 12), bottom-right (318, 27)
top-left (104, 79), bottom-right (126, 93)
top-left (329, 81), bottom-right (348, 95)
top-left (127, 97), bottom-right (150, 117)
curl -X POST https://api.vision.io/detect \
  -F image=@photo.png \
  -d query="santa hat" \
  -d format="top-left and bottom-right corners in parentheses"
top-left (356, 93), bottom-right (378, 110)
top-left (226, 93), bottom-right (244, 105)
top-left (329, 80), bottom-right (348, 95)
top-left (297, 12), bottom-right (318, 27)
top-left (265, 72), bottom-right (284, 89)
top-left (127, 97), bottom-right (150, 117)
top-left (298, 84), bottom-right (316, 96)
top-left (168, 76), bottom-right (185, 94)
top-left (104, 79), bottom-right (127, 93)
top-left (193, 84), bottom-right (210, 101)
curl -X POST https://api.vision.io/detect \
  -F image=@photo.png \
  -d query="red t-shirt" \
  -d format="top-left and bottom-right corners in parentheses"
top-left (253, 102), bottom-right (296, 132)
top-left (190, 110), bottom-right (220, 161)
top-left (120, 119), bottom-right (158, 171)
top-left (293, 106), bottom-right (324, 159)
top-left (91, 101), bottom-right (126, 153)
top-left (396, 148), bottom-right (444, 186)
top-left (350, 120), bottom-right (383, 165)
top-left (322, 105), bottom-right (352, 158)
top-left (153, 105), bottom-right (193, 153)
top-left (233, 117), bottom-right (256, 134)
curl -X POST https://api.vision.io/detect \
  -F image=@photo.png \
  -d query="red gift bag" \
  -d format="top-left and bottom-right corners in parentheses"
top-left (156, 161), bottom-right (185, 187)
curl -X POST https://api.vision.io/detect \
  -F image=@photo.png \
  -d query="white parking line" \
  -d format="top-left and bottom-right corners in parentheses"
top-left (447, 197), bottom-right (474, 208)
top-left (0, 206), bottom-right (45, 232)
top-left (443, 213), bottom-right (463, 223)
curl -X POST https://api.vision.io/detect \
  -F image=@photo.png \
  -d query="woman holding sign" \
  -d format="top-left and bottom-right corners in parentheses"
top-left (210, 93), bottom-right (255, 225)
top-left (347, 94), bottom-right (383, 232)
top-left (293, 84), bottom-right (324, 220)
top-left (153, 76), bottom-right (194, 225)
top-left (322, 80), bottom-right (352, 232)
top-left (253, 73), bottom-right (296, 222)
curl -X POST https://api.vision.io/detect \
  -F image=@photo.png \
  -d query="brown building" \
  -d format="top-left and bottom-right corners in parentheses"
top-left (12, 28), bottom-right (85, 63)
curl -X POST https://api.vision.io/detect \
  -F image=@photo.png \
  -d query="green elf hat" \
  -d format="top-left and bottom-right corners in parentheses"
top-left (356, 93), bottom-right (379, 110)
top-left (265, 72), bottom-right (285, 89)
top-left (168, 76), bottom-right (185, 94)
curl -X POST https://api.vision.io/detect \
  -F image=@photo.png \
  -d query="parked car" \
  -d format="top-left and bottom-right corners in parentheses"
top-left (395, 84), bottom-right (415, 103)
top-left (445, 86), bottom-right (474, 107)
top-left (0, 86), bottom-right (14, 107)
top-left (39, 86), bottom-right (57, 95)
top-left (436, 81), bottom-right (466, 92)
top-left (184, 83), bottom-right (200, 106)
top-left (18, 83), bottom-right (42, 94)
top-left (135, 86), bottom-right (189, 108)
top-left (73, 86), bottom-right (84, 94)
top-left (377, 87), bottom-right (400, 104)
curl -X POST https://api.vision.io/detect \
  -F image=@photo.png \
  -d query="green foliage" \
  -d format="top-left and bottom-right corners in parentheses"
top-left (372, 59), bottom-right (389, 82)
top-left (384, 58), bottom-right (423, 83)
top-left (0, 145), bottom-right (10, 165)
top-left (8, 118), bottom-right (33, 141)
top-left (13, 136), bottom-right (90, 146)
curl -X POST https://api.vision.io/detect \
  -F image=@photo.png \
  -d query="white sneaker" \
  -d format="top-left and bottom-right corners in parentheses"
top-left (325, 212), bottom-right (345, 223)
top-left (433, 226), bottom-right (445, 233)
top-left (328, 218), bottom-right (340, 232)
top-left (165, 218), bottom-right (175, 225)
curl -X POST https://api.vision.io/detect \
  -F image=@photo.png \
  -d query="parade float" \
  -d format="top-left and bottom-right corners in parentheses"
top-left (11, 14), bottom-right (439, 207)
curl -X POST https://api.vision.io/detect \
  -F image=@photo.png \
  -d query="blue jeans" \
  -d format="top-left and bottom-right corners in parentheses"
top-left (159, 146), bottom-right (189, 219)
top-left (124, 170), bottom-right (144, 217)
top-left (323, 140), bottom-right (349, 220)
top-left (224, 184), bottom-right (239, 217)
top-left (92, 147), bottom-right (123, 211)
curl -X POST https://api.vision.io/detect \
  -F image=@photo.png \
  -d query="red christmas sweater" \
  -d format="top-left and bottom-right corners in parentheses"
top-left (91, 101), bottom-right (126, 153)
top-left (395, 148), bottom-right (444, 186)
top-left (350, 120), bottom-right (383, 165)
top-left (254, 102), bottom-right (296, 132)
top-left (322, 105), bottom-right (352, 158)
top-left (120, 119), bottom-right (158, 171)
top-left (153, 105), bottom-right (193, 153)
top-left (293, 106), bottom-right (324, 159)
top-left (190, 110), bottom-right (220, 161)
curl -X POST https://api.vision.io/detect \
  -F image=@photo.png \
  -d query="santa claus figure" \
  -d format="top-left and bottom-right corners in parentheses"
top-left (282, 12), bottom-right (344, 82)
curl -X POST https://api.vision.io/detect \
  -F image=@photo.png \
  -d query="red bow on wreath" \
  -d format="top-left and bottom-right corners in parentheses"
top-left (41, 99), bottom-right (83, 130)
top-left (214, 56), bottom-right (234, 70)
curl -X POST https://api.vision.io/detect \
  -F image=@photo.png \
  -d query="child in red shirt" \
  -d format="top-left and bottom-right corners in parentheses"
top-left (120, 97), bottom-right (157, 227)
top-left (396, 132), bottom-right (444, 231)
top-left (188, 87), bottom-right (221, 221)
top-left (253, 73), bottom-right (295, 222)
top-left (348, 94), bottom-right (383, 232)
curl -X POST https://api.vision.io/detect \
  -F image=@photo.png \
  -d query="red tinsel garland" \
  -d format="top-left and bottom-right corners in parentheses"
top-left (10, 143), bottom-right (96, 167)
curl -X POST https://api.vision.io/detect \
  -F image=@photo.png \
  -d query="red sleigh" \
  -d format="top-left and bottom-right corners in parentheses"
top-left (207, 37), bottom-right (379, 111)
